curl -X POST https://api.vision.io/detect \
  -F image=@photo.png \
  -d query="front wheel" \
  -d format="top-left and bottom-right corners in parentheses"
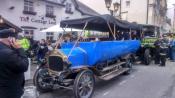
top-left (33, 68), bottom-right (53, 93)
top-left (73, 69), bottom-right (95, 98)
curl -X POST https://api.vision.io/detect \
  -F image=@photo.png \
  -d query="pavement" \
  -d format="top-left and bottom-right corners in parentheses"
top-left (25, 61), bottom-right (175, 98)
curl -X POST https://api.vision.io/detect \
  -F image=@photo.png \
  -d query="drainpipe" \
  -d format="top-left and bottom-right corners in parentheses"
top-left (173, 4), bottom-right (175, 32)
top-left (146, 0), bottom-right (149, 24)
top-left (120, 0), bottom-right (122, 19)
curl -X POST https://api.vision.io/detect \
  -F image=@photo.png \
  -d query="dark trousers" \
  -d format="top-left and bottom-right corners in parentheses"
top-left (155, 47), bottom-right (161, 64)
top-left (169, 47), bottom-right (173, 60)
top-left (37, 53), bottom-right (45, 63)
top-left (171, 47), bottom-right (175, 61)
top-left (160, 54), bottom-right (166, 66)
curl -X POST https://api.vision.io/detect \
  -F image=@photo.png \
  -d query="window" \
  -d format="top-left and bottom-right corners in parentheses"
top-left (46, 5), bottom-right (56, 18)
top-left (126, 1), bottom-right (130, 7)
top-left (24, 30), bottom-right (34, 39)
top-left (46, 32), bottom-right (54, 41)
top-left (23, 0), bottom-right (36, 15)
top-left (65, 3), bottom-right (73, 14)
top-left (60, 0), bottom-right (66, 3)
top-left (46, 5), bottom-right (54, 15)
top-left (24, 0), bottom-right (34, 12)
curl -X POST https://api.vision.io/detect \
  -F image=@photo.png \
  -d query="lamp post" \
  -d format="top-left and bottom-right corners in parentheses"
top-left (105, 0), bottom-right (121, 19)
top-left (105, 0), bottom-right (112, 10)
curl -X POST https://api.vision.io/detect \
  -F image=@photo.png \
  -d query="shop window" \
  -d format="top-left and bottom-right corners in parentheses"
top-left (23, 0), bottom-right (36, 15)
top-left (46, 32), bottom-right (54, 41)
top-left (24, 30), bottom-right (34, 39)
top-left (46, 5), bottom-right (56, 18)
top-left (65, 3), bottom-right (73, 14)
top-left (126, 1), bottom-right (130, 8)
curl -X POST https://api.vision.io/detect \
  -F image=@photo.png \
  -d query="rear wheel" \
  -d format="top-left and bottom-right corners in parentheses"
top-left (73, 69), bottom-right (95, 98)
top-left (144, 49), bottom-right (151, 65)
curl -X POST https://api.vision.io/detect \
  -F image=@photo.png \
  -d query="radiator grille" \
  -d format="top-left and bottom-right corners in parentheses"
top-left (48, 56), bottom-right (63, 71)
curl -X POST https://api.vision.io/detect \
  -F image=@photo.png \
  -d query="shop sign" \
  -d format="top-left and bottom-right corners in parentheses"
top-left (20, 16), bottom-right (56, 25)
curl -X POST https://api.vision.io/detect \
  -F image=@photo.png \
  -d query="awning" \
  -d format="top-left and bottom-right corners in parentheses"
top-left (21, 26), bottom-right (37, 29)
top-left (40, 24), bottom-right (82, 33)
top-left (60, 14), bottom-right (142, 32)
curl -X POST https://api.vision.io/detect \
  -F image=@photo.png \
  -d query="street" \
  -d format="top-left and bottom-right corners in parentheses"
top-left (0, 0), bottom-right (174, 98)
top-left (34, 61), bottom-right (175, 98)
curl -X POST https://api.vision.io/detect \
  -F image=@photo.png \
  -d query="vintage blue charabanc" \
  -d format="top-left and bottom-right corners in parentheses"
top-left (33, 14), bottom-right (141, 98)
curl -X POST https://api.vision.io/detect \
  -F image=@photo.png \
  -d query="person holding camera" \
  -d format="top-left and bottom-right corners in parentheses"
top-left (0, 29), bottom-right (29, 98)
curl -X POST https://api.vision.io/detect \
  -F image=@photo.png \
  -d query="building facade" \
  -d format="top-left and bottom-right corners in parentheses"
top-left (0, 0), bottom-right (99, 40)
top-left (120, 0), bottom-right (168, 33)
top-left (173, 5), bottom-right (175, 32)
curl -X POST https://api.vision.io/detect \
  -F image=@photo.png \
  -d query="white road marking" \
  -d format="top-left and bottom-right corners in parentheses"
top-left (103, 91), bottom-right (109, 96)
top-left (119, 80), bottom-right (127, 85)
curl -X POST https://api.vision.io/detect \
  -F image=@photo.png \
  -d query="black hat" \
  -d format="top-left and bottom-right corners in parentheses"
top-left (0, 28), bottom-right (17, 38)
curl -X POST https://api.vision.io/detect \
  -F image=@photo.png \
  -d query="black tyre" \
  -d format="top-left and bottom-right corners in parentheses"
top-left (33, 68), bottom-right (40, 86)
top-left (144, 49), bottom-right (151, 65)
top-left (33, 68), bottom-right (53, 93)
top-left (73, 69), bottom-right (95, 98)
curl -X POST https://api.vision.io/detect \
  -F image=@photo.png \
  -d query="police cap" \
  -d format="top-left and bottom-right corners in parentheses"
top-left (0, 28), bottom-right (17, 38)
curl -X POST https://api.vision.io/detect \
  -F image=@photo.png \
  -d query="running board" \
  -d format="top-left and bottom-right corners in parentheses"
top-left (99, 68), bottom-right (129, 81)
top-left (102, 62), bottom-right (126, 72)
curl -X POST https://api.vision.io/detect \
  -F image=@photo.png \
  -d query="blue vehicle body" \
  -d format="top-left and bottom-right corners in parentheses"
top-left (60, 40), bottom-right (141, 69)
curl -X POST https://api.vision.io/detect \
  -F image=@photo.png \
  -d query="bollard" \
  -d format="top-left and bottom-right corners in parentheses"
top-left (25, 58), bottom-right (31, 80)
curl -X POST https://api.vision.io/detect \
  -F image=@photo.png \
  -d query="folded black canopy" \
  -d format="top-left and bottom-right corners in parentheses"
top-left (60, 14), bottom-right (141, 32)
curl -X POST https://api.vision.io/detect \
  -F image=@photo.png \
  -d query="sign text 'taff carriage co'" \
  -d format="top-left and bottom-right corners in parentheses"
top-left (20, 16), bottom-right (56, 25)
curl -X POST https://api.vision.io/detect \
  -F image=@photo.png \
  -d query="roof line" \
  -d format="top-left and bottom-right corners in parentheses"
top-left (72, 0), bottom-right (100, 16)
top-left (0, 15), bottom-right (22, 32)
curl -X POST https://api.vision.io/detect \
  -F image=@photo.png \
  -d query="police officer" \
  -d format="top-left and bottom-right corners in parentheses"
top-left (0, 29), bottom-right (29, 98)
top-left (154, 38), bottom-right (162, 64)
top-left (154, 37), bottom-right (168, 66)
top-left (160, 40), bottom-right (168, 66)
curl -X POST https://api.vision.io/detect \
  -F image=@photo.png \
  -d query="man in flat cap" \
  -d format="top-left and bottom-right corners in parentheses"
top-left (0, 29), bottom-right (29, 98)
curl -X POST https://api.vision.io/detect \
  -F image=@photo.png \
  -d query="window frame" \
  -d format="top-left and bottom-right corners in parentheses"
top-left (24, 0), bottom-right (34, 12)
top-left (46, 32), bottom-right (54, 41)
top-left (46, 5), bottom-right (54, 15)
top-left (45, 5), bottom-right (56, 18)
top-left (23, 0), bottom-right (36, 15)
top-left (23, 29), bottom-right (34, 39)
top-left (65, 3), bottom-right (73, 14)
top-left (126, 0), bottom-right (131, 8)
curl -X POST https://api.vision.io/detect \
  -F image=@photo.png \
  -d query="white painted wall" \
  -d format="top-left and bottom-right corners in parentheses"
top-left (121, 0), bottom-right (148, 24)
top-left (121, 0), bottom-right (167, 32)
top-left (79, 0), bottom-right (109, 14)
top-left (0, 0), bottom-right (87, 40)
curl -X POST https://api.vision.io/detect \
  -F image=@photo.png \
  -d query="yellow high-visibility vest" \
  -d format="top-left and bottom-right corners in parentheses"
top-left (19, 38), bottom-right (30, 50)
